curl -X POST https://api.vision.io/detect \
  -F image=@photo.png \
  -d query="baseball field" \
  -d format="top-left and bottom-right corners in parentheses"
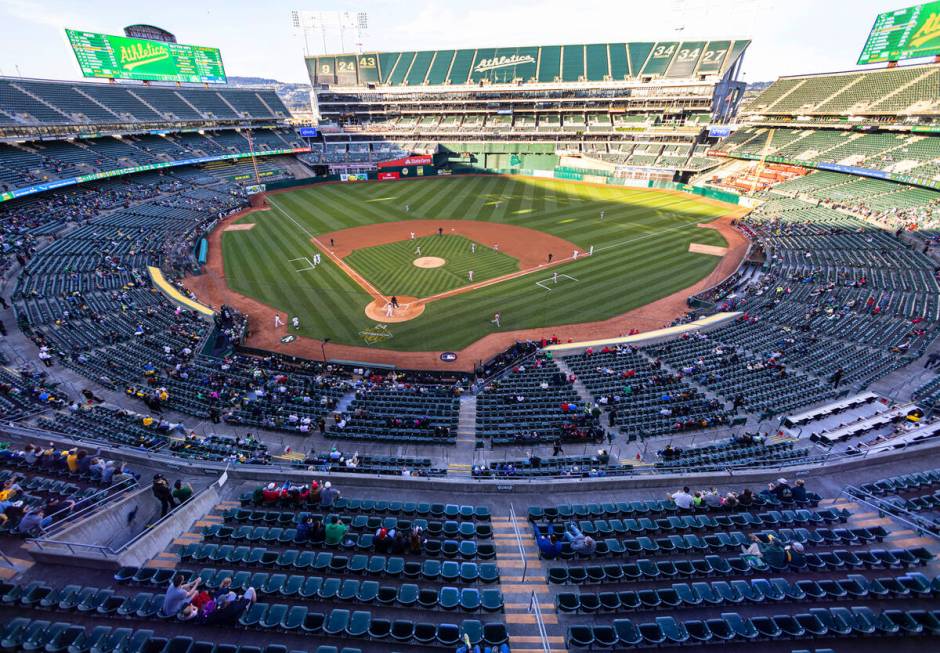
top-left (211, 175), bottom-right (736, 353)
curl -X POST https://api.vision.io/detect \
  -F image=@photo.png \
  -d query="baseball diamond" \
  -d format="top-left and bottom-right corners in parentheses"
top-left (187, 175), bottom-right (741, 360)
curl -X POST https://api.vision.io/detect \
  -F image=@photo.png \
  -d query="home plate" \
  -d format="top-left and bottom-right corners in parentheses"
top-left (689, 243), bottom-right (727, 256)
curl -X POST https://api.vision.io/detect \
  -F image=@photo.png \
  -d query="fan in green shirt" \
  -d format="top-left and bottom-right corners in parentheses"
top-left (172, 480), bottom-right (194, 503)
top-left (324, 516), bottom-right (348, 545)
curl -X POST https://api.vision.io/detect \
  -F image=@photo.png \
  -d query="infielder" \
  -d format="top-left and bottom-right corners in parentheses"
top-left (416, 246), bottom-right (421, 256)
top-left (471, 243), bottom-right (476, 254)
top-left (572, 249), bottom-right (579, 260)
top-left (274, 313), bottom-right (284, 328)
top-left (468, 270), bottom-right (474, 282)
top-left (291, 316), bottom-right (300, 330)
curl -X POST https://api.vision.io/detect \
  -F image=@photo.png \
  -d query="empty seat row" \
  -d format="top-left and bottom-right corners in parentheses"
top-left (116, 557), bottom-right (500, 587)
top-left (243, 495), bottom-right (491, 520)
top-left (0, 617), bottom-right (490, 653)
top-left (567, 607), bottom-right (940, 649)
top-left (556, 572), bottom-right (937, 612)
top-left (239, 606), bottom-right (509, 648)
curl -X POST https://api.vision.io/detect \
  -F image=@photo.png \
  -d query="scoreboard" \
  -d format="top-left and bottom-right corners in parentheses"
top-left (66, 29), bottom-right (227, 84)
top-left (858, 1), bottom-right (940, 64)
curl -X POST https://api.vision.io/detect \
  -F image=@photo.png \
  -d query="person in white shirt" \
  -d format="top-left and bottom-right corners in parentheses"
top-left (669, 486), bottom-right (694, 510)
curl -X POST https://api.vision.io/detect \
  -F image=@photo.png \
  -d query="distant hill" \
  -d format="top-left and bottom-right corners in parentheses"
top-left (227, 76), bottom-right (311, 114)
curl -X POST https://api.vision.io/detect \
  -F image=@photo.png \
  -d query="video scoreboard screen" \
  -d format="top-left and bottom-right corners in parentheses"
top-left (66, 29), bottom-right (227, 84)
top-left (858, 1), bottom-right (940, 64)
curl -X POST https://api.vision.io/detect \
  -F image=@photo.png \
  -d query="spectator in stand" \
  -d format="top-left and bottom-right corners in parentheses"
top-left (703, 488), bottom-right (722, 509)
top-left (296, 516), bottom-right (313, 542)
top-left (536, 525), bottom-right (560, 559)
top-left (773, 478), bottom-right (793, 501)
top-left (791, 478), bottom-right (807, 503)
top-left (16, 508), bottom-right (51, 535)
top-left (172, 480), bottom-right (194, 504)
top-left (741, 533), bottom-right (764, 563)
top-left (762, 535), bottom-right (787, 568)
top-left (786, 540), bottom-right (806, 566)
top-left (320, 481), bottom-right (340, 507)
top-left (161, 574), bottom-right (201, 618)
top-left (669, 486), bottom-right (694, 511)
top-left (152, 474), bottom-right (176, 517)
top-left (309, 518), bottom-right (325, 544)
top-left (738, 487), bottom-right (755, 507)
top-left (324, 515), bottom-right (348, 545)
top-left (261, 482), bottom-right (282, 504)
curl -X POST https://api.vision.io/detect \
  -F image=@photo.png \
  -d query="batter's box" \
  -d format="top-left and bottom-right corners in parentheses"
top-left (289, 257), bottom-right (316, 272)
top-left (536, 273), bottom-right (579, 291)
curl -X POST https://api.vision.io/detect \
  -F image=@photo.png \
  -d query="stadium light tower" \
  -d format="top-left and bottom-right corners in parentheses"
top-left (355, 12), bottom-right (368, 53)
top-left (291, 9), bottom-right (328, 54)
top-left (339, 11), bottom-right (367, 53)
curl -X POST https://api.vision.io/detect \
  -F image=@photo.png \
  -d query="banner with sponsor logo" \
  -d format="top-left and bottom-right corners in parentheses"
top-left (377, 171), bottom-right (400, 181)
top-left (377, 155), bottom-right (433, 169)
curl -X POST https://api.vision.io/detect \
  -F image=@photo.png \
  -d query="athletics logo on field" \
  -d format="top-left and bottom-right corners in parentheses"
top-left (280, 335), bottom-right (296, 343)
top-left (359, 324), bottom-right (393, 345)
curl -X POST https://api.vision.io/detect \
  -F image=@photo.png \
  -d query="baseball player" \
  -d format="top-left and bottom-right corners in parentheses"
top-left (468, 270), bottom-right (474, 282)
top-left (274, 313), bottom-right (284, 328)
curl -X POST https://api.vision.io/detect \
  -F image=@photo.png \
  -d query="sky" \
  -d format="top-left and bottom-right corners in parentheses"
top-left (0, 0), bottom-right (928, 84)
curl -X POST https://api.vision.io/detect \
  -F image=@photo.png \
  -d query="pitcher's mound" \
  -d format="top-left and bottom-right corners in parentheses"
top-left (365, 296), bottom-right (425, 323)
top-left (413, 256), bottom-right (446, 269)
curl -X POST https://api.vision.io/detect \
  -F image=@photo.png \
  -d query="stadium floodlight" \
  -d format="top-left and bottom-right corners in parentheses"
top-left (356, 12), bottom-right (368, 30)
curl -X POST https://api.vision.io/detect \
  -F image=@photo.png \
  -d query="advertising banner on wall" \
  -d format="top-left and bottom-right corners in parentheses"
top-left (377, 155), bottom-right (433, 169)
top-left (377, 172), bottom-right (400, 180)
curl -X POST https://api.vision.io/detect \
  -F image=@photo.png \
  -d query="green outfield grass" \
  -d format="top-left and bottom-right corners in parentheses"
top-left (344, 234), bottom-right (519, 297)
top-left (220, 175), bottom-right (730, 351)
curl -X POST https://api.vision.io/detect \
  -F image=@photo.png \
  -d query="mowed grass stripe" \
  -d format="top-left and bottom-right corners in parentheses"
top-left (407, 226), bottom-right (714, 335)
top-left (221, 176), bottom-right (731, 350)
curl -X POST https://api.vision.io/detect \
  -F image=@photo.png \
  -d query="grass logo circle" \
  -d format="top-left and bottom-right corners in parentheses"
top-left (359, 324), bottom-right (394, 345)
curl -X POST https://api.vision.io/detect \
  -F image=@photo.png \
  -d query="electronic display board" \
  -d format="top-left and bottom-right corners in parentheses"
top-left (66, 29), bottom-right (227, 83)
top-left (858, 2), bottom-right (940, 64)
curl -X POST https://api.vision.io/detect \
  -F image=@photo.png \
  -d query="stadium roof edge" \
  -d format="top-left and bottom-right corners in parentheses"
top-left (306, 39), bottom-right (752, 61)
top-left (0, 74), bottom-right (279, 90)
top-left (770, 60), bottom-right (940, 81)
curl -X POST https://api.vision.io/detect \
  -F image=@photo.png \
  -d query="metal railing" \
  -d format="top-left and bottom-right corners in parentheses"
top-left (843, 484), bottom-right (940, 540)
top-left (29, 473), bottom-right (223, 556)
top-left (528, 590), bottom-right (552, 653)
top-left (41, 476), bottom-right (138, 537)
top-left (4, 420), bottom-right (940, 486)
top-left (508, 502), bottom-right (529, 582)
